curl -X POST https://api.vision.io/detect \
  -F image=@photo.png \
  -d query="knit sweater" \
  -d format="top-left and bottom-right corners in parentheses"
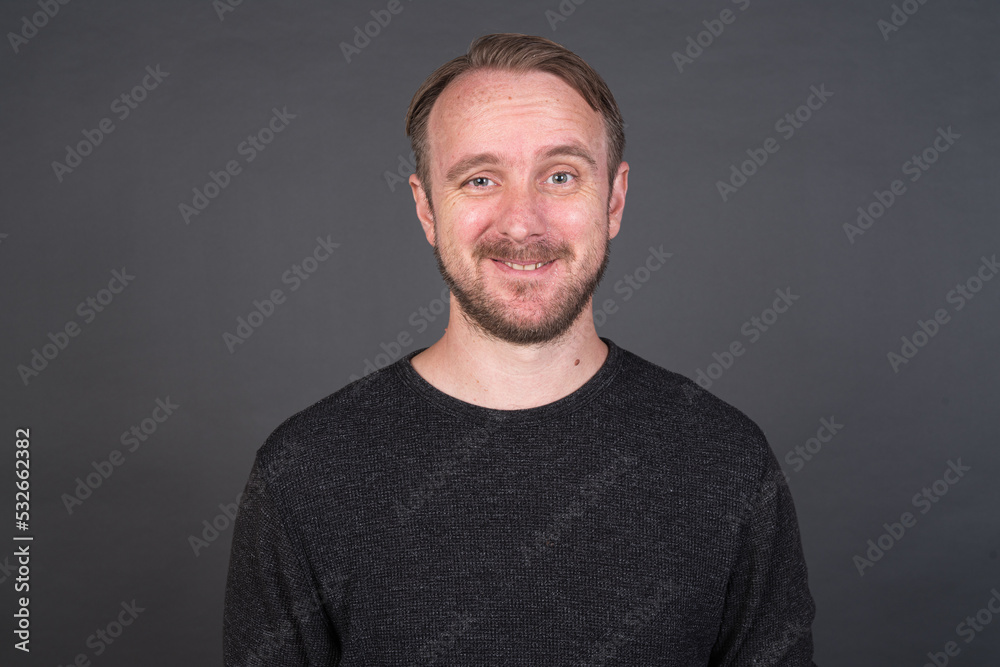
top-left (223, 337), bottom-right (817, 665)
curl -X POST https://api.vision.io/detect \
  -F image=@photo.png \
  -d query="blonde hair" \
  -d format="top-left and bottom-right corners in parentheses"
top-left (404, 33), bottom-right (625, 208)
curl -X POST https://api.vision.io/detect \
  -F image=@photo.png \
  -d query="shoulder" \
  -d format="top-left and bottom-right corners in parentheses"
top-left (614, 346), bottom-right (772, 471)
top-left (253, 361), bottom-right (405, 482)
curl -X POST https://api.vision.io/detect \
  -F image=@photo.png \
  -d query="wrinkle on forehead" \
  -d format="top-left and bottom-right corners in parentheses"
top-left (435, 68), bottom-right (586, 120)
top-left (426, 69), bottom-right (607, 180)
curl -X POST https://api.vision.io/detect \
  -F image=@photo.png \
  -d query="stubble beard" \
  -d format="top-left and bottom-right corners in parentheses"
top-left (430, 214), bottom-right (612, 347)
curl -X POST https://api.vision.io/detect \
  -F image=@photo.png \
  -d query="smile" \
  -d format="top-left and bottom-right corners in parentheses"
top-left (492, 259), bottom-right (556, 272)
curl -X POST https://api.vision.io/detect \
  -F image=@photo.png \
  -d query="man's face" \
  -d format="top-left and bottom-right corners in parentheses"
top-left (410, 68), bottom-right (627, 346)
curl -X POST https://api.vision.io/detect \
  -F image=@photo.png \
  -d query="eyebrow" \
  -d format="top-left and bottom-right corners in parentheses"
top-left (443, 143), bottom-right (599, 185)
top-left (444, 152), bottom-right (507, 185)
top-left (540, 143), bottom-right (598, 171)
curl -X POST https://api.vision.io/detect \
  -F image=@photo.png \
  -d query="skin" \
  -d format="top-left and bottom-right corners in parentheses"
top-left (408, 68), bottom-right (629, 410)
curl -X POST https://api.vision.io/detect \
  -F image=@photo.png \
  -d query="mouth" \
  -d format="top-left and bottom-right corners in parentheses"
top-left (491, 258), bottom-right (557, 272)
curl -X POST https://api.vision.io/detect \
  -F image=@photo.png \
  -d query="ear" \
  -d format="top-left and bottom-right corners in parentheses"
top-left (409, 174), bottom-right (436, 246)
top-left (607, 161), bottom-right (628, 240)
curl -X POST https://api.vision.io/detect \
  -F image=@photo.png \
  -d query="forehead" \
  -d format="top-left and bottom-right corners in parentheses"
top-left (426, 68), bottom-right (606, 168)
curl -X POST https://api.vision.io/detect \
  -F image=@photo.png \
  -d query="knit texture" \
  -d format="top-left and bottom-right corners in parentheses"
top-left (223, 337), bottom-right (817, 665)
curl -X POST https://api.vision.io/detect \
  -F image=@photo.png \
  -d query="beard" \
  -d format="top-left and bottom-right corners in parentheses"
top-left (431, 215), bottom-right (612, 347)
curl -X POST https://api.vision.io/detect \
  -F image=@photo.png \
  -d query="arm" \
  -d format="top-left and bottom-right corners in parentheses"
top-left (223, 455), bottom-right (342, 666)
top-left (709, 449), bottom-right (818, 666)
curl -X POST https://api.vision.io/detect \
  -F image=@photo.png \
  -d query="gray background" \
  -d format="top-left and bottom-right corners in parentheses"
top-left (2, 0), bottom-right (998, 664)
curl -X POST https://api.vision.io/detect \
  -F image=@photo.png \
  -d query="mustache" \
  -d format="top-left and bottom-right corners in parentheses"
top-left (475, 241), bottom-right (568, 263)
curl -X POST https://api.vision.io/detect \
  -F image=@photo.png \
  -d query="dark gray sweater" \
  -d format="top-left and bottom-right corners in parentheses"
top-left (223, 337), bottom-right (817, 665)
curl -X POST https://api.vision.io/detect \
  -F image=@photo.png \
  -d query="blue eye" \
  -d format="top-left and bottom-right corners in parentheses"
top-left (469, 177), bottom-right (494, 187)
top-left (548, 172), bottom-right (574, 185)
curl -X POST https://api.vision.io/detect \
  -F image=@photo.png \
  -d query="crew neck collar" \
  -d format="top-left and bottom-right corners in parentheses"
top-left (393, 337), bottom-right (623, 424)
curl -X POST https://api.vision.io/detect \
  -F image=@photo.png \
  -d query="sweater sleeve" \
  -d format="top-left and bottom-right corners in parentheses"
top-left (708, 446), bottom-right (818, 666)
top-left (223, 454), bottom-right (341, 666)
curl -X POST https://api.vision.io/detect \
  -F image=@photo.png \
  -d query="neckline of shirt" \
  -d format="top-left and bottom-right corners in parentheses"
top-left (392, 336), bottom-right (624, 424)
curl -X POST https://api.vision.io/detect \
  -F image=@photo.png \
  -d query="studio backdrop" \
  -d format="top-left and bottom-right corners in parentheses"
top-left (2, 0), bottom-right (998, 665)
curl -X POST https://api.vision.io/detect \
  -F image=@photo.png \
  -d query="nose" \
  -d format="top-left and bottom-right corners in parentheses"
top-left (493, 179), bottom-right (547, 243)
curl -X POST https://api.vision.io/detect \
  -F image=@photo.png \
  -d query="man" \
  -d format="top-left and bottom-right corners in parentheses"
top-left (224, 33), bottom-right (817, 665)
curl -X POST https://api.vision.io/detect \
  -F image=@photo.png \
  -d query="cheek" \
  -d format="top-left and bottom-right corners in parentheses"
top-left (438, 199), bottom-right (493, 245)
top-left (544, 197), bottom-right (605, 236)
top-left (441, 189), bottom-right (604, 241)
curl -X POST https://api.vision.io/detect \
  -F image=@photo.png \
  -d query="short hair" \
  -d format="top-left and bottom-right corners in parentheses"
top-left (404, 33), bottom-right (626, 211)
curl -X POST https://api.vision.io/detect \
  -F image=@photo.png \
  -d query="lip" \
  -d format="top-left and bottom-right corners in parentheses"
top-left (492, 258), bottom-right (552, 265)
top-left (490, 258), bottom-right (556, 275)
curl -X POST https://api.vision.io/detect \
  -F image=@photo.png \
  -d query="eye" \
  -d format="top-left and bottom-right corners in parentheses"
top-left (547, 172), bottom-right (575, 185)
top-left (467, 176), bottom-right (495, 188)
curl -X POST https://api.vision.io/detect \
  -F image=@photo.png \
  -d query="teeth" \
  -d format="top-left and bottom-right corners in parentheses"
top-left (502, 260), bottom-right (551, 271)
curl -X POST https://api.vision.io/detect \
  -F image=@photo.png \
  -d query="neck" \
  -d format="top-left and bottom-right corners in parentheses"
top-left (409, 296), bottom-right (609, 410)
